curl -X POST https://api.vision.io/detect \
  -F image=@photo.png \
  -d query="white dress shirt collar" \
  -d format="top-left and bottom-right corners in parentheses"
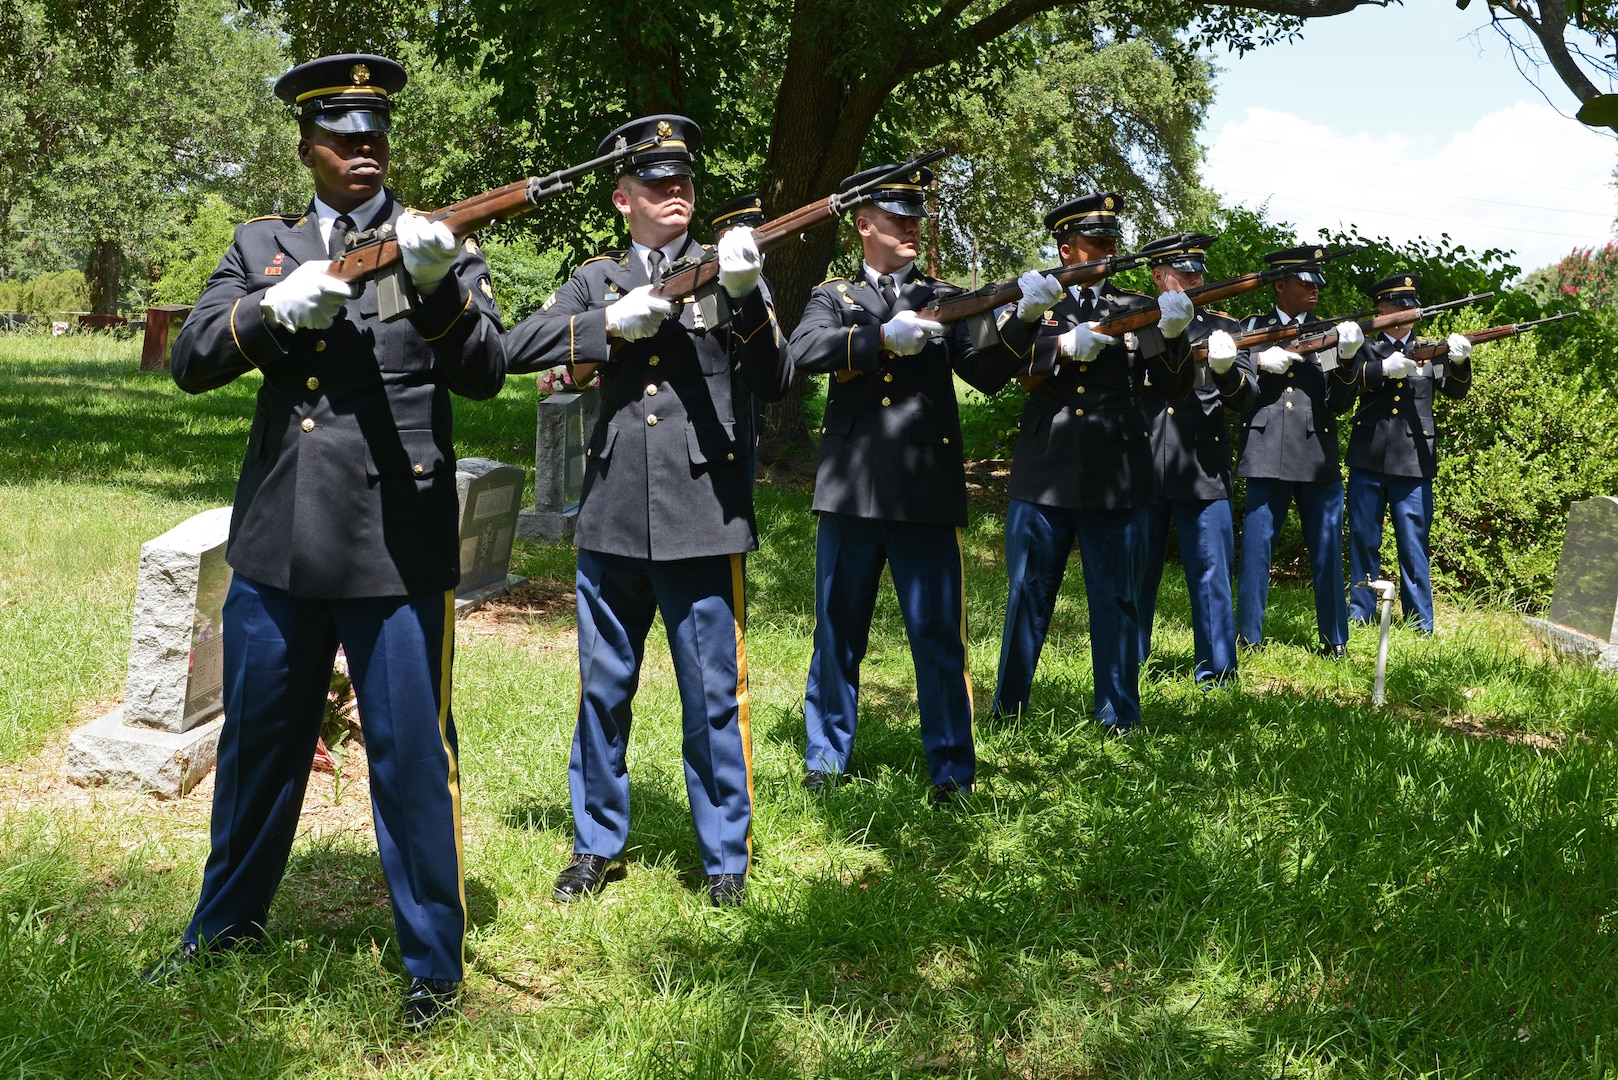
top-left (864, 260), bottom-right (915, 289)
top-left (631, 234), bottom-right (692, 280)
top-left (313, 190), bottom-right (389, 252)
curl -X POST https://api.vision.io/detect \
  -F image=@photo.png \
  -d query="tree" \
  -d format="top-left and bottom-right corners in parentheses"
top-left (1458, 0), bottom-right (1618, 131)
top-left (0, 0), bottom-right (298, 311)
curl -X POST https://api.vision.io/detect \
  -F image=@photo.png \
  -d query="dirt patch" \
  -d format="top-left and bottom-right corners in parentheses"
top-left (458, 578), bottom-right (577, 649)
top-left (964, 458), bottom-right (1011, 511)
top-left (1434, 714), bottom-right (1569, 751)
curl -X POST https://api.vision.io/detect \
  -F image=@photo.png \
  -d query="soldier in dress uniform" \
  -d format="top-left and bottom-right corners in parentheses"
top-left (504, 117), bottom-right (791, 907)
top-left (1233, 245), bottom-right (1364, 658)
top-left (1344, 273), bottom-right (1473, 632)
top-left (1135, 232), bottom-right (1257, 686)
top-left (983, 193), bottom-right (1197, 736)
top-left (790, 164), bottom-right (1003, 804)
top-left (152, 54), bottom-right (505, 1030)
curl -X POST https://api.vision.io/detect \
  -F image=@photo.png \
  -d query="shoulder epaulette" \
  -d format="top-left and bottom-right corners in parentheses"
top-left (1208, 308), bottom-right (1233, 319)
top-left (240, 213), bottom-right (302, 226)
top-left (929, 276), bottom-right (961, 289)
top-left (818, 275), bottom-right (852, 287)
top-left (581, 250), bottom-right (626, 266)
top-left (1112, 286), bottom-right (1150, 300)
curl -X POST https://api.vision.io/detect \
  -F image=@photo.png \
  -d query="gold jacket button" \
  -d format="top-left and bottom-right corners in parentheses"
top-left (1287, 370), bottom-right (1295, 378)
top-left (1074, 408), bottom-right (1085, 417)
top-left (300, 418), bottom-right (315, 431)
top-left (1285, 401), bottom-right (1294, 409)
top-left (883, 373), bottom-right (894, 382)
top-left (646, 384), bottom-right (658, 395)
top-left (1391, 408), bottom-right (1399, 415)
top-left (413, 463), bottom-right (424, 475)
top-left (1393, 395), bottom-right (1401, 401)
top-left (306, 376), bottom-right (320, 391)
top-left (820, 426), bottom-right (827, 434)
top-left (1076, 386), bottom-right (1086, 394)
top-left (314, 340), bottom-right (327, 353)
top-left (648, 355), bottom-right (660, 366)
top-left (881, 396), bottom-right (891, 406)
top-left (647, 414), bottom-right (658, 426)
top-left (727, 453), bottom-right (735, 461)
top-left (1166, 406), bottom-right (1175, 415)
top-left (1078, 364), bottom-right (1089, 373)
top-left (942, 437), bottom-right (950, 445)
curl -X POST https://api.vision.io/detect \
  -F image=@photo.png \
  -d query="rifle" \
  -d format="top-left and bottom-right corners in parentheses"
top-left (1021, 246), bottom-right (1358, 388)
top-left (924, 251), bottom-right (1156, 327)
top-left (326, 135), bottom-right (664, 322)
top-left (1289, 293), bottom-right (1494, 362)
top-left (650, 148), bottom-right (949, 332)
top-left (1187, 308), bottom-right (1374, 362)
top-left (1404, 310), bottom-right (1580, 363)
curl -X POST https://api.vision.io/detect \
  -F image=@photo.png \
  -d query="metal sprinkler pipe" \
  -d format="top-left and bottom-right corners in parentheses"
top-left (1354, 575), bottom-right (1400, 707)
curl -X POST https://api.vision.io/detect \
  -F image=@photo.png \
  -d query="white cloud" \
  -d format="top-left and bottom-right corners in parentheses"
top-left (1202, 102), bottom-right (1616, 273)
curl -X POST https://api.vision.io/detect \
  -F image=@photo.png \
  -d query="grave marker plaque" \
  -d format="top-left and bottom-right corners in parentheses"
top-left (455, 457), bottom-right (526, 607)
top-left (518, 388), bottom-right (600, 542)
top-left (1546, 497), bottom-right (1618, 642)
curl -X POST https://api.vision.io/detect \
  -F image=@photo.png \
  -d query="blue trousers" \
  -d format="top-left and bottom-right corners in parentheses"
top-left (993, 499), bottom-right (1147, 731)
top-left (1236, 477), bottom-right (1348, 647)
top-left (186, 575), bottom-right (466, 981)
top-left (1140, 497), bottom-right (1238, 685)
top-left (803, 513), bottom-right (974, 787)
top-left (1347, 469), bottom-right (1435, 631)
top-left (572, 549), bottom-right (754, 876)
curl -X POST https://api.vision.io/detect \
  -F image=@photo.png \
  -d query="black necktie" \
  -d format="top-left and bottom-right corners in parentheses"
top-left (646, 248), bottom-right (665, 284)
top-left (878, 274), bottom-right (897, 308)
top-left (328, 214), bottom-right (355, 261)
top-left (1077, 287), bottom-right (1095, 320)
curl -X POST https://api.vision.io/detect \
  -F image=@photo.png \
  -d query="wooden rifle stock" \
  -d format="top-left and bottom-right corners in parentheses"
top-left (1290, 293), bottom-right (1494, 357)
top-left (649, 149), bottom-right (949, 308)
top-left (922, 253), bottom-right (1153, 326)
top-left (323, 136), bottom-right (663, 321)
top-left (1403, 310), bottom-right (1578, 362)
top-left (1188, 309), bottom-right (1374, 361)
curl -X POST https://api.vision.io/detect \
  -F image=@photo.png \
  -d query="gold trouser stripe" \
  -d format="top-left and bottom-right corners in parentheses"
top-left (955, 527), bottom-right (975, 738)
top-left (435, 589), bottom-right (467, 968)
top-left (730, 553), bottom-right (756, 858)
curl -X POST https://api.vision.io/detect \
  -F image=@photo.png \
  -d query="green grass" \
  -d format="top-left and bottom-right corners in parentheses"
top-left (4, 335), bottom-right (1618, 1077)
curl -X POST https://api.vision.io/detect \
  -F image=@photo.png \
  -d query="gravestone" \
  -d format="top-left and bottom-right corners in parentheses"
top-left (1525, 496), bottom-right (1618, 670)
top-left (517, 388), bottom-right (600, 543)
top-left (66, 507), bottom-right (233, 797)
top-left (455, 457), bottom-right (527, 613)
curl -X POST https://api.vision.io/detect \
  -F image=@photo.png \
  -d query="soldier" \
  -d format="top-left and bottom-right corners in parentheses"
top-left (985, 193), bottom-right (1197, 736)
top-left (1233, 246), bottom-right (1364, 658)
top-left (1345, 273), bottom-right (1473, 632)
top-left (151, 54), bottom-right (505, 1030)
top-left (504, 116), bottom-right (791, 907)
top-left (1135, 232), bottom-right (1258, 686)
top-left (790, 164), bottom-right (1003, 804)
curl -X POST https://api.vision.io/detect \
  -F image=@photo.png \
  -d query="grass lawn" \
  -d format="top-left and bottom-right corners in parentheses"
top-left (3, 335), bottom-right (1618, 1078)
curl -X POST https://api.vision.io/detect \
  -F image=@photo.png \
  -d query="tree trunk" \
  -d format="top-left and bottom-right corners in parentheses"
top-left (85, 239), bottom-right (121, 314)
top-left (756, 4), bottom-right (899, 462)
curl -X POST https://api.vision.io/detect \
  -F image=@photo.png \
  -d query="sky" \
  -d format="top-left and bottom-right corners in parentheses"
top-left (1200, 4), bottom-right (1618, 273)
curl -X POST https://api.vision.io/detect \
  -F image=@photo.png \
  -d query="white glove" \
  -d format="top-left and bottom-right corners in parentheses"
top-left (1257, 346), bottom-right (1298, 375)
top-left (717, 226), bottom-right (763, 298)
top-left (1446, 332), bottom-right (1474, 360)
top-left (1057, 322), bottom-right (1117, 363)
top-left (395, 213), bottom-right (459, 295)
top-left (260, 259), bottom-right (353, 332)
top-left (605, 284), bottom-right (675, 341)
top-left (1206, 330), bottom-right (1239, 375)
top-left (1015, 270), bottom-right (1064, 323)
top-left (1335, 320), bottom-right (1365, 359)
top-left (1156, 289), bottom-right (1194, 339)
top-left (1382, 352), bottom-right (1418, 379)
top-left (880, 309), bottom-right (946, 356)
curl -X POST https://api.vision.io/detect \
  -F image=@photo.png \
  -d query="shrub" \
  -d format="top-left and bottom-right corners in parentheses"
top-left (0, 270), bottom-right (90, 318)
top-left (148, 195), bottom-right (242, 307)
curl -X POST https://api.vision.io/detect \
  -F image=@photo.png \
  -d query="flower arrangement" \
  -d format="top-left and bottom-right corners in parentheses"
top-left (536, 367), bottom-right (599, 396)
top-left (313, 648), bottom-right (362, 800)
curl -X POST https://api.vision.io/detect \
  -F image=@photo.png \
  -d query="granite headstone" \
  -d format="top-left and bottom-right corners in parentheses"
top-left (1526, 496), bottom-right (1618, 670)
top-left (517, 387), bottom-right (599, 543)
top-left (455, 457), bottom-right (526, 610)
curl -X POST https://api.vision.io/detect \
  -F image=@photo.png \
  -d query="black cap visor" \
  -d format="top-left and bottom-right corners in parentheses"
top-left (1379, 295), bottom-right (1420, 308)
top-left (625, 161), bottom-right (694, 180)
top-left (1160, 257), bottom-right (1206, 273)
top-left (314, 108), bottom-right (392, 135)
top-left (1292, 269), bottom-right (1326, 286)
top-left (871, 197), bottom-right (927, 219)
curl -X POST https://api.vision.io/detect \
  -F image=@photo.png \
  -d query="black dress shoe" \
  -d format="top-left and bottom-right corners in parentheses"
top-left (802, 769), bottom-right (832, 792)
top-left (1104, 723), bottom-right (1138, 741)
top-left (1322, 643), bottom-right (1347, 661)
top-left (138, 940), bottom-right (203, 985)
top-left (1237, 637), bottom-right (1262, 653)
top-left (707, 873), bottom-right (746, 907)
top-left (402, 977), bottom-right (460, 1031)
top-left (931, 780), bottom-right (972, 807)
top-left (552, 853), bottom-right (623, 902)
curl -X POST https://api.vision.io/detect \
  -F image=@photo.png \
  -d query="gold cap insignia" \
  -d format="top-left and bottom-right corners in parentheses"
top-left (657, 120), bottom-right (673, 137)
top-left (351, 63), bottom-right (370, 85)
top-left (1404, 276), bottom-right (1413, 287)
top-left (910, 172), bottom-right (921, 183)
top-left (1103, 196), bottom-right (1115, 210)
top-left (1314, 249), bottom-right (1324, 259)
